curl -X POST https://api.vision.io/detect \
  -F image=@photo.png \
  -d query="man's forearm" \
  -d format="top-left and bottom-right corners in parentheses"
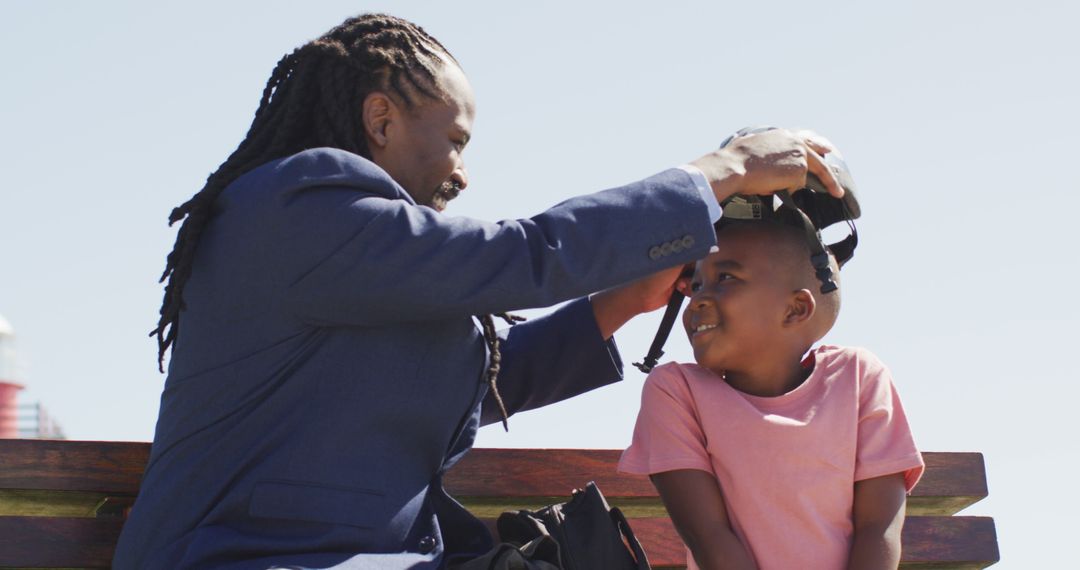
top-left (590, 287), bottom-right (638, 340)
top-left (591, 263), bottom-right (689, 340)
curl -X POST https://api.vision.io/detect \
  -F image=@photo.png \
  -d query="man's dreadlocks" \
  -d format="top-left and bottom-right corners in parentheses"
top-left (151, 13), bottom-right (518, 428)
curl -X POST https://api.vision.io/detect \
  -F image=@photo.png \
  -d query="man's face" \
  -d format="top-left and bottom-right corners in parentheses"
top-left (682, 226), bottom-right (797, 376)
top-left (371, 60), bottom-right (476, 211)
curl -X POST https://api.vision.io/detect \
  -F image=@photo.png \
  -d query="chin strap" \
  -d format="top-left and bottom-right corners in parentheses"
top-left (634, 268), bottom-right (693, 374)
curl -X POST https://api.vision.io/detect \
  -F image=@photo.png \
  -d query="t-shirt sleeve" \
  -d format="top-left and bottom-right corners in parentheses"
top-left (854, 349), bottom-right (925, 492)
top-left (618, 364), bottom-right (714, 476)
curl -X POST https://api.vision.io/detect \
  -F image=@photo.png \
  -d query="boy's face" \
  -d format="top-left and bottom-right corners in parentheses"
top-left (682, 225), bottom-right (800, 376)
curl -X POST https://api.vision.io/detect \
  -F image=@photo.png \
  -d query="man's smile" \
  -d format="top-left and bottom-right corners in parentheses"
top-left (431, 180), bottom-right (462, 212)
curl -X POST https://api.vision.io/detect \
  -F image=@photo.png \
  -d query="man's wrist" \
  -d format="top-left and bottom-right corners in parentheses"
top-left (589, 288), bottom-right (636, 341)
top-left (678, 164), bottom-right (723, 223)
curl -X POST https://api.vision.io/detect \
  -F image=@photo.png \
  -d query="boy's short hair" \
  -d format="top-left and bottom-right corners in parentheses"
top-left (714, 218), bottom-right (841, 342)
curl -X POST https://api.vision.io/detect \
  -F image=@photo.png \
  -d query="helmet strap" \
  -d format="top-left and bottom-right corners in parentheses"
top-left (775, 190), bottom-right (838, 294)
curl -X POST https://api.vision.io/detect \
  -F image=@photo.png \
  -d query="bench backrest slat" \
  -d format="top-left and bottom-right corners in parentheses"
top-left (0, 515), bottom-right (1000, 569)
top-left (445, 449), bottom-right (988, 516)
top-left (0, 515), bottom-right (121, 568)
top-left (901, 516), bottom-right (1001, 568)
top-left (0, 441), bottom-right (998, 569)
top-left (0, 440), bottom-right (150, 494)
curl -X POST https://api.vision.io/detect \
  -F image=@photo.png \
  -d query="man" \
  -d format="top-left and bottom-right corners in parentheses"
top-left (118, 13), bottom-right (843, 569)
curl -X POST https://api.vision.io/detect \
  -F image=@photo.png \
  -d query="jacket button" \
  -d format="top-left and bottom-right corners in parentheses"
top-left (648, 246), bottom-right (662, 260)
top-left (418, 535), bottom-right (437, 554)
top-left (682, 235), bottom-right (695, 249)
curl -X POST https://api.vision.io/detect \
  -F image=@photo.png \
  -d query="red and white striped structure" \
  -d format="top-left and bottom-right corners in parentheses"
top-left (0, 313), bottom-right (22, 438)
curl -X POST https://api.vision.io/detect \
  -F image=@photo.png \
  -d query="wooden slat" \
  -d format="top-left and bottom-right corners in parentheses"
top-left (910, 452), bottom-right (988, 515)
top-left (0, 516), bottom-right (122, 568)
top-left (0, 440), bottom-right (150, 494)
top-left (0, 442), bottom-right (997, 569)
top-left (448, 449), bottom-right (988, 516)
top-left (483, 516), bottom-right (999, 569)
top-left (0, 443), bottom-right (986, 514)
top-left (0, 444), bottom-right (987, 518)
top-left (0, 515), bottom-right (998, 570)
top-left (901, 516), bottom-right (1000, 569)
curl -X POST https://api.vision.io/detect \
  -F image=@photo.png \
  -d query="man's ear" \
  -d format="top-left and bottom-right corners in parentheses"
top-left (784, 289), bottom-right (816, 327)
top-left (362, 92), bottom-right (397, 149)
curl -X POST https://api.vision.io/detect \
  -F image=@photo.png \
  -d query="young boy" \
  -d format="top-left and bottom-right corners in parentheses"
top-left (619, 219), bottom-right (924, 570)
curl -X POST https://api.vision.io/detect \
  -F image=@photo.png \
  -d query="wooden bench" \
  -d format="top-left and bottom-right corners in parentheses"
top-left (0, 440), bottom-right (999, 568)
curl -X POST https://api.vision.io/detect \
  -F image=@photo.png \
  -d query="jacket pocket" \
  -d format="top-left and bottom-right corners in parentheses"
top-left (249, 480), bottom-right (387, 529)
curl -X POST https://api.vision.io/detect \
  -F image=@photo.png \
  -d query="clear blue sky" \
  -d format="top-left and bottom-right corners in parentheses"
top-left (1, 1), bottom-right (1076, 567)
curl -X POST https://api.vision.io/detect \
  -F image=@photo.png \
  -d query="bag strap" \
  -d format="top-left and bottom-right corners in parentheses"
top-left (610, 506), bottom-right (651, 570)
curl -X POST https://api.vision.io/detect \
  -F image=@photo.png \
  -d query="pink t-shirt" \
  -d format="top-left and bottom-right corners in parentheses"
top-left (619, 345), bottom-right (924, 570)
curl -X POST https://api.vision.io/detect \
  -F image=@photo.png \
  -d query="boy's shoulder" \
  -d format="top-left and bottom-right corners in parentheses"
top-left (813, 344), bottom-right (888, 370)
top-left (641, 362), bottom-right (724, 401)
top-left (647, 361), bottom-right (721, 385)
top-left (813, 345), bottom-right (897, 394)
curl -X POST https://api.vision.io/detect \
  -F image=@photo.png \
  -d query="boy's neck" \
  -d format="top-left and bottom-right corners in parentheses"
top-left (722, 349), bottom-right (814, 398)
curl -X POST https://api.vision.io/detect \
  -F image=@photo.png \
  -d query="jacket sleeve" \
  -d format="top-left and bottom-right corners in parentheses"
top-left (479, 297), bottom-right (622, 426)
top-left (279, 168), bottom-right (716, 326)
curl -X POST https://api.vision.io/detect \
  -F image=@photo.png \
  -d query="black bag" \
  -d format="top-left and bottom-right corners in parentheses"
top-left (496, 481), bottom-right (651, 570)
top-left (450, 538), bottom-right (562, 570)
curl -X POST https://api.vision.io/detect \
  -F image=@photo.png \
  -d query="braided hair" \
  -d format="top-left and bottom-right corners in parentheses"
top-left (152, 13), bottom-right (519, 428)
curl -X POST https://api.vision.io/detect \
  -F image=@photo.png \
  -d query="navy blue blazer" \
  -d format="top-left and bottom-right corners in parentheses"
top-left (114, 148), bottom-right (716, 569)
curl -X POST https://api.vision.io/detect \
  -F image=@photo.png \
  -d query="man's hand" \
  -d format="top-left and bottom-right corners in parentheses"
top-left (690, 128), bottom-right (845, 203)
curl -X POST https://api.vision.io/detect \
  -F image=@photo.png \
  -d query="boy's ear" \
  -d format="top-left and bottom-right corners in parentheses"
top-left (784, 289), bottom-right (816, 327)
top-left (361, 91), bottom-right (397, 149)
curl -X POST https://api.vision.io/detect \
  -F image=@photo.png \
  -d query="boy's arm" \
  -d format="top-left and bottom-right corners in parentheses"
top-left (847, 472), bottom-right (908, 570)
top-left (651, 469), bottom-right (758, 570)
